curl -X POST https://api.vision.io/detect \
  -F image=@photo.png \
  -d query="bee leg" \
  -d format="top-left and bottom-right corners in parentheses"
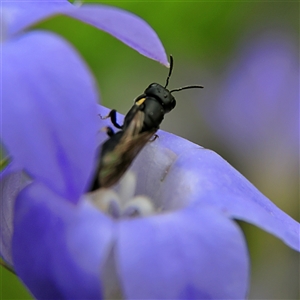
top-left (105, 126), bottom-right (115, 137)
top-left (150, 134), bottom-right (159, 142)
top-left (100, 109), bottom-right (123, 129)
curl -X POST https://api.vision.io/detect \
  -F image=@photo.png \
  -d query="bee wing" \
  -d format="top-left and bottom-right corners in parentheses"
top-left (99, 111), bottom-right (156, 188)
top-left (122, 110), bottom-right (144, 137)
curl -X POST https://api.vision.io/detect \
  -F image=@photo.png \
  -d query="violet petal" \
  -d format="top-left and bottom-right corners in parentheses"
top-left (2, 31), bottom-right (99, 202)
top-left (65, 5), bottom-right (168, 66)
top-left (118, 207), bottom-right (249, 299)
top-left (12, 182), bottom-right (114, 299)
top-left (3, 2), bottom-right (168, 66)
top-left (0, 171), bottom-right (29, 266)
top-left (130, 131), bottom-right (300, 251)
top-left (3, 1), bottom-right (72, 39)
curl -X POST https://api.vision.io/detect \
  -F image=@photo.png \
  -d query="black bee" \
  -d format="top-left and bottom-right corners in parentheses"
top-left (90, 56), bottom-right (203, 191)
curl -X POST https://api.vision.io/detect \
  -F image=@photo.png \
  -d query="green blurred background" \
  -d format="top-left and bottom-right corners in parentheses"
top-left (1, 1), bottom-right (299, 299)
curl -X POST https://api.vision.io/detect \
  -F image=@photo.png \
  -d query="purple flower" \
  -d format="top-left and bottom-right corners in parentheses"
top-left (206, 33), bottom-right (298, 158)
top-left (1, 3), bottom-right (299, 300)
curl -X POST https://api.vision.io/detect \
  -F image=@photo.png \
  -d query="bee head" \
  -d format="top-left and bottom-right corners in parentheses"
top-left (144, 83), bottom-right (176, 113)
top-left (146, 55), bottom-right (203, 113)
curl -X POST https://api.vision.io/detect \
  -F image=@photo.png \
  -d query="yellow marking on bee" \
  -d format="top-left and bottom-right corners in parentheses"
top-left (136, 98), bottom-right (146, 106)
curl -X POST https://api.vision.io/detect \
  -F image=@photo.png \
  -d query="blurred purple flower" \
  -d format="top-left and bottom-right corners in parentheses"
top-left (1, 4), bottom-right (299, 300)
top-left (206, 33), bottom-right (298, 157)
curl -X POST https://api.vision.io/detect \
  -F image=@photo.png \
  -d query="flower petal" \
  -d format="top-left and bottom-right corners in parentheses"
top-left (2, 31), bottom-right (99, 202)
top-left (3, 2), bottom-right (168, 66)
top-left (130, 131), bottom-right (300, 251)
top-left (65, 5), bottom-right (169, 66)
top-left (12, 182), bottom-right (114, 299)
top-left (118, 207), bottom-right (249, 299)
top-left (2, 1), bottom-right (72, 38)
top-left (0, 171), bottom-right (29, 266)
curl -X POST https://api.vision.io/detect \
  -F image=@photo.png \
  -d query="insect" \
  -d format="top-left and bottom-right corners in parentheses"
top-left (90, 55), bottom-right (203, 191)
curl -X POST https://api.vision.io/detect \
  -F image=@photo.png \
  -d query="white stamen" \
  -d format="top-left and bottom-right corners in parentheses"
top-left (118, 171), bottom-right (137, 207)
top-left (88, 171), bottom-right (155, 219)
top-left (89, 189), bottom-right (121, 213)
top-left (123, 196), bottom-right (155, 218)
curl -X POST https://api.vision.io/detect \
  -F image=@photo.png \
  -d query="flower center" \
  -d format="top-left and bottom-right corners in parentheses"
top-left (88, 171), bottom-right (155, 219)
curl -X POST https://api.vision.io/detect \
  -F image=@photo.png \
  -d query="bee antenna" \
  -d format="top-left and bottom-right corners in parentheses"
top-left (170, 85), bottom-right (204, 93)
top-left (164, 55), bottom-right (174, 88)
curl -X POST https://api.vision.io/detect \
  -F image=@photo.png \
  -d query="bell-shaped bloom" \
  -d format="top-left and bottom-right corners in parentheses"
top-left (1, 3), bottom-right (299, 300)
top-left (2, 100), bottom-right (299, 299)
